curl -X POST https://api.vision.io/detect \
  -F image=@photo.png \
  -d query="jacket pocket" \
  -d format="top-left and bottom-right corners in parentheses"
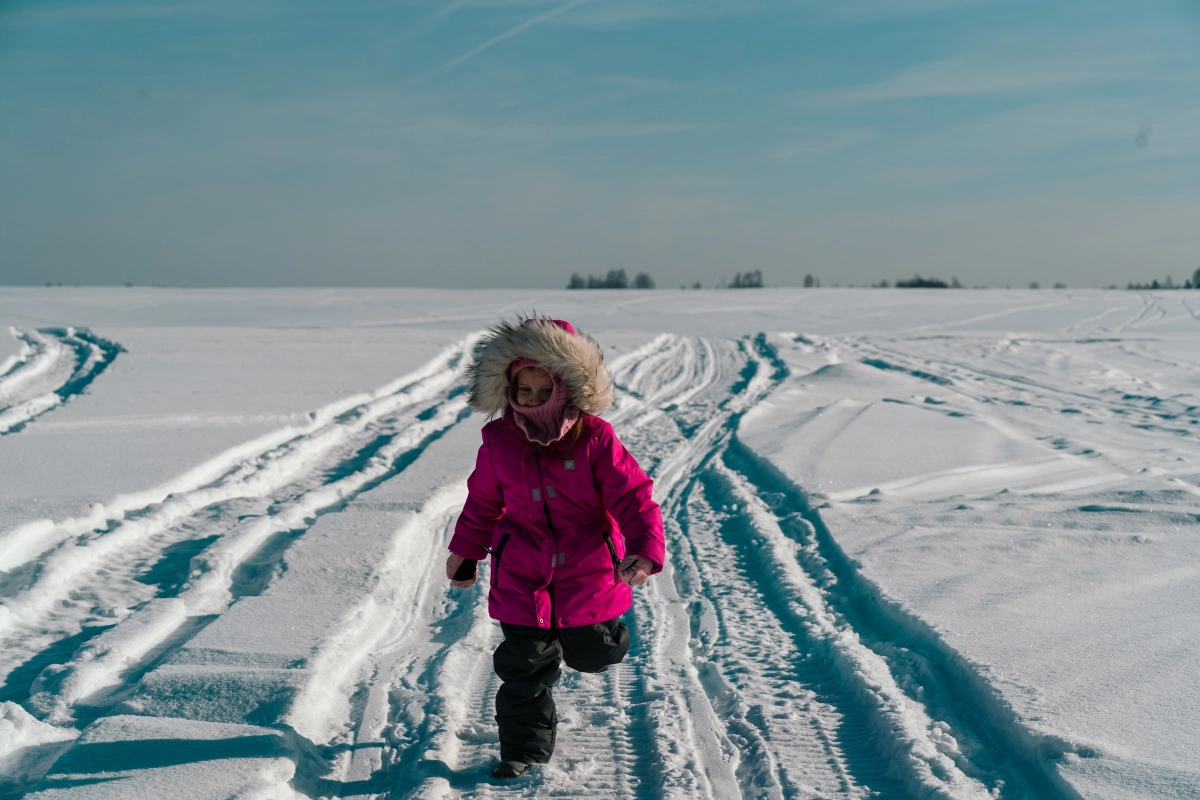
top-left (602, 531), bottom-right (621, 586)
top-left (491, 532), bottom-right (512, 590)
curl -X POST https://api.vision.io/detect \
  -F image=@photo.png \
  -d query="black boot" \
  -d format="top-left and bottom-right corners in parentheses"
top-left (492, 760), bottom-right (530, 779)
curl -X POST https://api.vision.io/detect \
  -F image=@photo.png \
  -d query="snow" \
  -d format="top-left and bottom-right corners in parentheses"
top-left (28, 715), bottom-right (302, 800)
top-left (0, 328), bottom-right (121, 436)
top-left (0, 704), bottom-right (75, 797)
top-left (737, 316), bottom-right (1200, 798)
top-left (0, 286), bottom-right (1196, 799)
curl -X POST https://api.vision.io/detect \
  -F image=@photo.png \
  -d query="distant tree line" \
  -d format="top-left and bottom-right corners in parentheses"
top-left (728, 270), bottom-right (763, 288)
top-left (715, 270), bottom-right (766, 288)
top-left (799, 274), bottom-right (961, 288)
top-left (1127, 268), bottom-right (1200, 290)
top-left (564, 267), bottom-right (1200, 290)
top-left (567, 270), bottom-right (655, 289)
top-left (567, 270), bottom-right (767, 289)
top-left (893, 275), bottom-right (964, 289)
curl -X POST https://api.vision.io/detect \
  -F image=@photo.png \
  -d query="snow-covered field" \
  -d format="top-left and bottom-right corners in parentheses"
top-left (0, 287), bottom-right (1196, 800)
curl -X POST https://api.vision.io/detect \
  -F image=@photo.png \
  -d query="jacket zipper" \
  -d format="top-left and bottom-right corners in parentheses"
top-left (491, 533), bottom-right (511, 590)
top-left (534, 451), bottom-right (560, 627)
top-left (602, 531), bottom-right (621, 586)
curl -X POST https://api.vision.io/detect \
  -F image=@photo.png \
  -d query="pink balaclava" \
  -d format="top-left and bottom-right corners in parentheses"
top-left (507, 358), bottom-right (580, 446)
top-left (506, 319), bottom-right (580, 445)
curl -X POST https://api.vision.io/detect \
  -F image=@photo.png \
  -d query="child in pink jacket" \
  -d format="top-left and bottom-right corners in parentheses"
top-left (445, 316), bottom-right (665, 779)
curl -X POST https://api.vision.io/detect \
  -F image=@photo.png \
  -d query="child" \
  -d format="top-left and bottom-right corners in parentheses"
top-left (445, 316), bottom-right (665, 779)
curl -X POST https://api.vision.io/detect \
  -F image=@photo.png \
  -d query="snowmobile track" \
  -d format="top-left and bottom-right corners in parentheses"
top-left (0, 327), bottom-right (123, 436)
top-left (726, 442), bottom-right (1084, 799)
top-left (386, 334), bottom-right (720, 799)
top-left (0, 337), bottom-right (479, 728)
top-left (637, 334), bottom-right (1074, 799)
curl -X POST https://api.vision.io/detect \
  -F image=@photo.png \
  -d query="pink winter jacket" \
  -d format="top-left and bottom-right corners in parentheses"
top-left (449, 414), bottom-right (665, 629)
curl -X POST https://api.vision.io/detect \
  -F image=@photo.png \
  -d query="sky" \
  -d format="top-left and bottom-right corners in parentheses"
top-left (1, 0), bottom-right (1199, 289)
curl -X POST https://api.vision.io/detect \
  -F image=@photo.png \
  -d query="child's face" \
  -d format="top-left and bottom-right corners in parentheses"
top-left (515, 367), bottom-right (554, 407)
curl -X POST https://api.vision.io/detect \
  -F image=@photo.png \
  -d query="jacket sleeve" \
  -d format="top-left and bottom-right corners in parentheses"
top-left (449, 433), bottom-right (505, 560)
top-left (592, 425), bottom-right (665, 573)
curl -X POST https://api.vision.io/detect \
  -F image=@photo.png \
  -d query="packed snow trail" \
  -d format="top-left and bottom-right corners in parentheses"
top-left (0, 327), bottom-right (122, 435)
top-left (386, 334), bottom-right (736, 800)
top-left (9, 331), bottom-right (1078, 799)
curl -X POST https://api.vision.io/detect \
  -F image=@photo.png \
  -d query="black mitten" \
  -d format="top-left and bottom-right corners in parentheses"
top-left (452, 558), bottom-right (478, 582)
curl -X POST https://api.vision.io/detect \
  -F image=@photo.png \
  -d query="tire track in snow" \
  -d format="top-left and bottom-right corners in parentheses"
top-left (848, 336), bottom-right (1198, 445)
top-left (719, 440), bottom-right (1085, 800)
top-left (28, 397), bottom-right (473, 729)
top-left (417, 333), bottom-right (875, 799)
top-left (277, 484), bottom-right (477, 799)
top-left (699, 459), bottom-right (991, 799)
top-left (388, 574), bottom-right (501, 796)
top-left (608, 335), bottom-right (780, 799)
top-left (0, 336), bottom-right (473, 577)
top-left (633, 334), bottom-right (1071, 799)
top-left (638, 335), bottom-right (916, 798)
top-left (679, 475), bottom-right (898, 799)
top-left (384, 334), bottom-right (727, 799)
top-left (382, 560), bottom-right (659, 799)
top-left (676, 474), bottom-right (892, 800)
top-left (1116, 294), bottom-right (1163, 332)
top-left (22, 403), bottom-right (480, 798)
top-left (0, 338), bottom-right (479, 724)
top-left (599, 334), bottom-right (752, 800)
top-left (0, 327), bottom-right (123, 435)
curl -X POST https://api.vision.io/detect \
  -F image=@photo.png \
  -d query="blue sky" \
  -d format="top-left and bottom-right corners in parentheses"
top-left (1, 0), bottom-right (1198, 288)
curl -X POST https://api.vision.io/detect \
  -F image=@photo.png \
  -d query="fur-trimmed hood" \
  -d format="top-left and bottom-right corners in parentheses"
top-left (466, 316), bottom-right (614, 416)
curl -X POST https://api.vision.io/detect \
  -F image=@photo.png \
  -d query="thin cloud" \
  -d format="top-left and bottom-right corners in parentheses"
top-left (799, 51), bottom-right (1147, 106)
top-left (397, 114), bottom-right (713, 144)
top-left (592, 76), bottom-right (688, 92)
top-left (411, 0), bottom-right (588, 84)
top-left (830, 0), bottom-right (996, 20)
top-left (561, 0), bottom-right (742, 27)
top-left (774, 128), bottom-right (876, 160)
top-left (1, 2), bottom-right (230, 26)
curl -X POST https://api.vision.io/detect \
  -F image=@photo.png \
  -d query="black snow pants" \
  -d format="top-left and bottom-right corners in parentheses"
top-left (493, 617), bottom-right (630, 764)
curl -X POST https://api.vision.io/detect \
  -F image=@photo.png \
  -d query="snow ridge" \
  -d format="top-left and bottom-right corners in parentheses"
top-left (0, 327), bottom-right (123, 436)
top-left (0, 338), bottom-right (478, 724)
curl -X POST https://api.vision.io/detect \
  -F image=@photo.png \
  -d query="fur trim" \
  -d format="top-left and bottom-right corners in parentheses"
top-left (466, 316), bottom-right (614, 416)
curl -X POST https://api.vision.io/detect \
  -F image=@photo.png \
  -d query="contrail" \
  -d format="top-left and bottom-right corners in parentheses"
top-left (411, 0), bottom-right (587, 83)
